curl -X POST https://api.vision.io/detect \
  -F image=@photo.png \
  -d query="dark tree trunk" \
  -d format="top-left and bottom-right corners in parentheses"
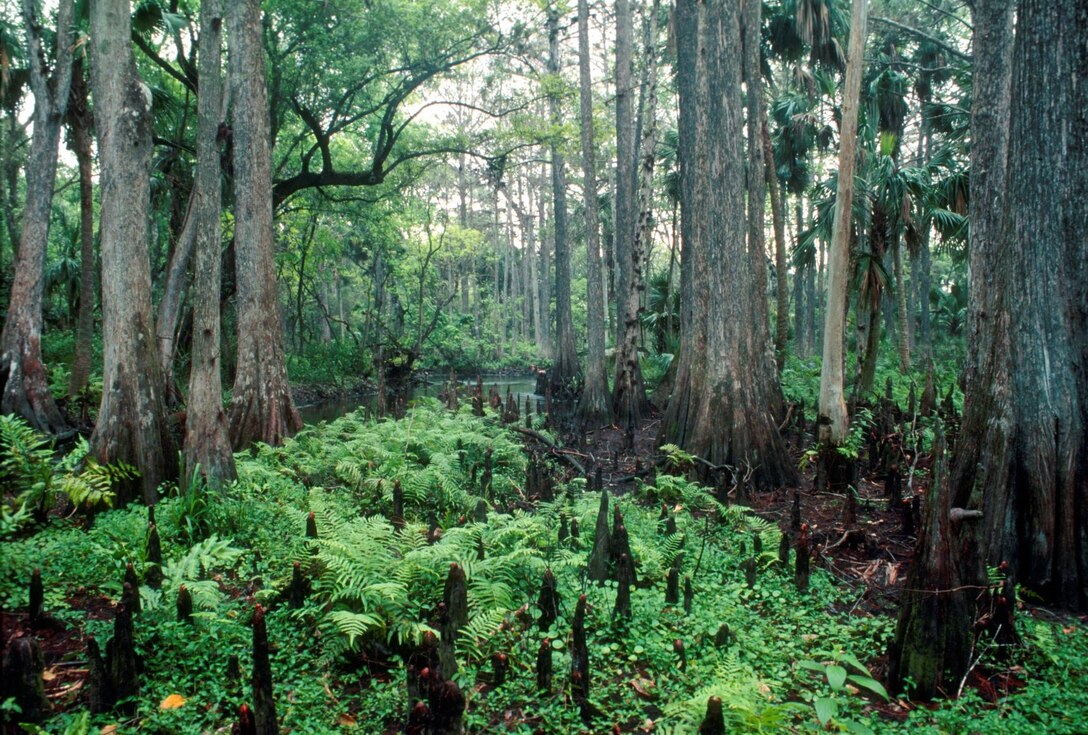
top-left (575, 0), bottom-right (610, 428)
top-left (764, 118), bottom-right (789, 369)
top-left (185, 0), bottom-right (236, 485)
top-left (670, 0), bottom-right (795, 489)
top-left (546, 6), bottom-right (579, 389)
top-left (66, 60), bottom-right (97, 402)
top-left (662, 0), bottom-right (709, 450)
top-left (951, 0), bottom-right (1088, 609)
top-left (227, 0), bottom-right (302, 448)
top-left (887, 434), bottom-right (975, 698)
top-left (0, 0), bottom-right (74, 434)
top-left (89, 0), bottom-right (177, 504)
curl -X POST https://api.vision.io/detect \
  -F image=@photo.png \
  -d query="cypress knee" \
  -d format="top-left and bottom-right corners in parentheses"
top-left (683, 575), bottom-right (694, 615)
top-left (177, 584), bottom-right (194, 622)
top-left (698, 696), bottom-right (726, 735)
top-left (0, 635), bottom-right (50, 723)
top-left (287, 561), bottom-right (308, 609)
top-left (251, 605), bottom-right (279, 734)
top-left (537, 568), bottom-right (560, 631)
top-left (587, 490), bottom-right (611, 582)
top-left (28, 568), bottom-right (43, 627)
top-left (123, 564), bottom-right (141, 616)
top-left (146, 523), bottom-right (164, 588)
top-left (107, 595), bottom-right (139, 715)
top-left (305, 511), bottom-right (317, 540)
top-left (235, 703), bottom-right (257, 735)
top-left (443, 563), bottom-right (469, 631)
top-left (536, 638), bottom-right (553, 692)
top-left (570, 594), bottom-right (590, 704)
top-left (665, 557), bottom-right (681, 605)
top-left (795, 524), bottom-right (810, 593)
top-left (614, 553), bottom-right (633, 618)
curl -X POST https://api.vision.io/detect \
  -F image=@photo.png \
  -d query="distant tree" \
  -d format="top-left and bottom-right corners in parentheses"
top-left (0, 0), bottom-right (74, 434)
top-left (545, 5), bottom-right (579, 390)
top-left (89, 0), bottom-right (177, 503)
top-left (227, 0), bottom-right (302, 448)
top-left (575, 0), bottom-right (609, 427)
top-left (611, 0), bottom-right (649, 430)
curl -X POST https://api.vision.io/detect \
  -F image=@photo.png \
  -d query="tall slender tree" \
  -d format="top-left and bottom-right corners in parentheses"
top-left (65, 59), bottom-right (96, 403)
top-left (611, 0), bottom-right (649, 429)
top-left (227, 0), bottom-right (302, 448)
top-left (575, 0), bottom-right (610, 427)
top-left (185, 0), bottom-right (235, 484)
top-left (0, 0), bottom-right (74, 434)
top-left (89, 0), bottom-right (177, 503)
top-left (817, 0), bottom-right (868, 459)
top-left (546, 5), bottom-right (579, 389)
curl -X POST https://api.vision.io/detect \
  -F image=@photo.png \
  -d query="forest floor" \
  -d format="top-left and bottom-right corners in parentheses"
top-left (3, 399), bottom-right (1088, 734)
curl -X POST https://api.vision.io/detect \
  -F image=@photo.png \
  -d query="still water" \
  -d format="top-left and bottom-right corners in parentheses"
top-left (297, 376), bottom-right (540, 425)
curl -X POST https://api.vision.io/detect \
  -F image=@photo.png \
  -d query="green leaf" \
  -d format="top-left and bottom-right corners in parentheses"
top-left (847, 674), bottom-right (889, 701)
top-left (844, 720), bottom-right (876, 735)
top-left (814, 696), bottom-right (837, 724)
top-left (826, 664), bottom-right (847, 691)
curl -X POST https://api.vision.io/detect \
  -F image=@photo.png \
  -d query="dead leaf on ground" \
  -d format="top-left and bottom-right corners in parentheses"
top-left (160, 693), bottom-right (187, 709)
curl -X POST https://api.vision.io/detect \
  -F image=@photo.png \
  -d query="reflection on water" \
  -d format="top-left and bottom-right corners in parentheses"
top-left (298, 376), bottom-right (541, 425)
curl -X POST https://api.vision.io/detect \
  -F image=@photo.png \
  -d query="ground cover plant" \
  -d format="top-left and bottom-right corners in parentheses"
top-left (2, 401), bottom-right (1086, 734)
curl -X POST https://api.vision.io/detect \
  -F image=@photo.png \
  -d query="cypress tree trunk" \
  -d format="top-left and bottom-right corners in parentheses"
top-left (675, 0), bottom-right (794, 489)
top-left (546, 6), bottom-right (580, 389)
top-left (185, 0), bottom-right (236, 484)
top-left (575, 0), bottom-right (610, 427)
top-left (663, 0), bottom-right (709, 450)
top-left (951, 0), bottom-right (1087, 609)
top-left (90, 0), bottom-right (177, 503)
top-left (66, 60), bottom-right (97, 403)
top-left (0, 0), bottom-right (74, 434)
top-left (227, 0), bottom-right (302, 448)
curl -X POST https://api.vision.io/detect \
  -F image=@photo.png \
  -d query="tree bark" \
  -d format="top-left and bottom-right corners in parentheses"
top-left (613, 0), bottom-right (636, 334)
top-left (547, 7), bottom-right (579, 389)
top-left (764, 118), bottom-right (790, 370)
top-left (612, 0), bottom-right (655, 428)
top-left (66, 60), bottom-right (97, 402)
top-left (817, 0), bottom-right (868, 447)
top-left (671, 0), bottom-right (795, 489)
top-left (951, 0), bottom-right (1087, 609)
top-left (663, 0), bottom-right (709, 450)
top-left (575, 0), bottom-right (610, 427)
top-left (227, 0), bottom-right (302, 448)
top-left (0, 0), bottom-right (74, 434)
top-left (185, 0), bottom-right (236, 486)
top-left (89, 0), bottom-right (177, 504)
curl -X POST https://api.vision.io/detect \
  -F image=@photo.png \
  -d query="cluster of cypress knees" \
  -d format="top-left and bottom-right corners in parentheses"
top-left (1, 476), bottom-right (816, 735)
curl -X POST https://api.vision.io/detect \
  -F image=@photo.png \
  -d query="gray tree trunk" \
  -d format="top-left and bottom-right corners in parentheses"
top-left (612, 0), bottom-right (655, 428)
top-left (89, 0), bottom-right (177, 503)
top-left (575, 0), bottom-right (610, 427)
top-left (764, 118), bottom-right (789, 369)
top-left (185, 0), bottom-right (236, 486)
top-left (227, 0), bottom-right (302, 448)
top-left (951, 0), bottom-right (1087, 609)
top-left (0, 0), bottom-right (74, 434)
top-left (66, 60), bottom-right (97, 402)
top-left (547, 6), bottom-right (579, 388)
top-left (613, 0), bottom-right (635, 331)
top-left (663, 0), bottom-right (709, 449)
top-left (668, 0), bottom-right (794, 489)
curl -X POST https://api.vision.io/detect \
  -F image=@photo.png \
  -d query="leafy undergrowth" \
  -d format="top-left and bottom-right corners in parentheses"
top-left (2, 402), bottom-right (1086, 734)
